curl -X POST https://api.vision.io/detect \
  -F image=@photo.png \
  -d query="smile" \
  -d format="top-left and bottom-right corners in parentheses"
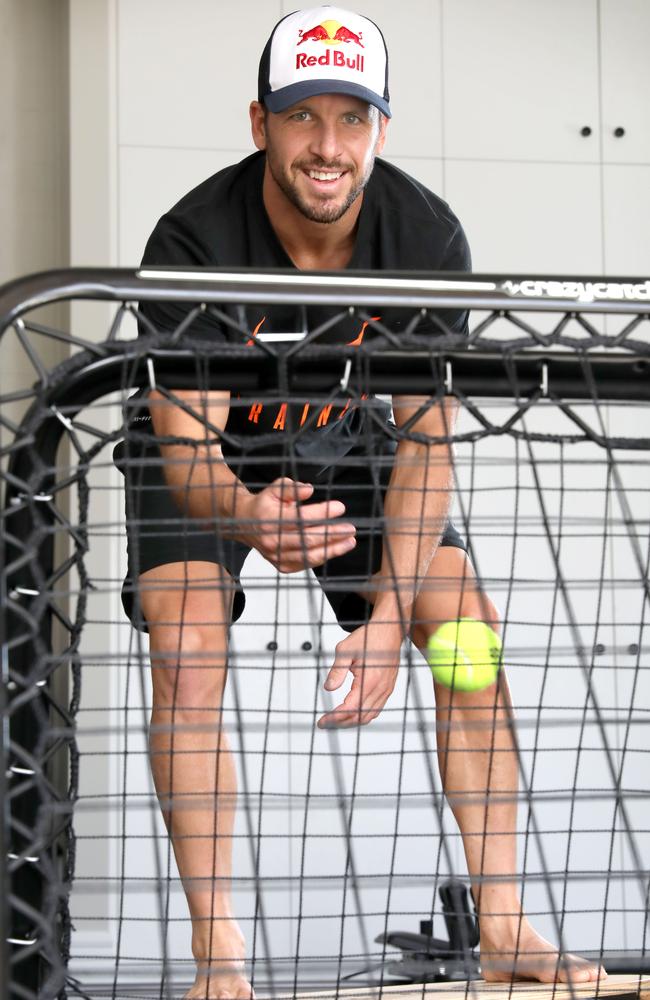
top-left (305, 169), bottom-right (345, 183)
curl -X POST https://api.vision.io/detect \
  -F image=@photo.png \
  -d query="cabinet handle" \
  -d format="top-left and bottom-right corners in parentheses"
top-left (580, 126), bottom-right (592, 137)
top-left (614, 126), bottom-right (626, 138)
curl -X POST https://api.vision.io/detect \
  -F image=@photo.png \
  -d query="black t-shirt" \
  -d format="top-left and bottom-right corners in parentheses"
top-left (137, 150), bottom-right (471, 475)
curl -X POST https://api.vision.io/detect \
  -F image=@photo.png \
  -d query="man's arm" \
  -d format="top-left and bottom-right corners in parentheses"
top-left (318, 394), bottom-right (456, 728)
top-left (371, 394), bottom-right (457, 631)
top-left (148, 389), bottom-right (357, 571)
top-left (148, 389), bottom-right (251, 529)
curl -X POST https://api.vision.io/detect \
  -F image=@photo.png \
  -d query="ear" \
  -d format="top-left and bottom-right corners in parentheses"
top-left (374, 113), bottom-right (389, 155)
top-left (250, 100), bottom-right (267, 151)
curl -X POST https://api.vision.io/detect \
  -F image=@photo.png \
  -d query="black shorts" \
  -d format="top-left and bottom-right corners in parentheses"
top-left (115, 436), bottom-right (466, 633)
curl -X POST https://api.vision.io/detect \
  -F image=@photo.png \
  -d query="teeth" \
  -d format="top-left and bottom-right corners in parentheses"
top-left (308, 170), bottom-right (342, 181)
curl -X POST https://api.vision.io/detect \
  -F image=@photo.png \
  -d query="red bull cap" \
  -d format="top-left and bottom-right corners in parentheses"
top-left (258, 5), bottom-right (391, 117)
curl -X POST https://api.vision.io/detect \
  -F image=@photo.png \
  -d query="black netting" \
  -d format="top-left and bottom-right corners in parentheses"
top-left (1, 270), bottom-right (649, 999)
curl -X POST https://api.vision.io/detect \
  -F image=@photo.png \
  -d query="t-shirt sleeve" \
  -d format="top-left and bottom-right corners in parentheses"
top-left (438, 217), bottom-right (472, 336)
top-left (137, 215), bottom-right (230, 343)
top-left (442, 218), bottom-right (472, 274)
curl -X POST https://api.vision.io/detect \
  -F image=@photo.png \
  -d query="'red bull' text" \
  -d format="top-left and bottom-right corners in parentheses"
top-left (296, 50), bottom-right (364, 72)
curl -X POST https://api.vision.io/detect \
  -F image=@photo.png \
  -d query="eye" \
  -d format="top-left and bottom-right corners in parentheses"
top-left (290, 110), bottom-right (311, 122)
top-left (343, 113), bottom-right (363, 124)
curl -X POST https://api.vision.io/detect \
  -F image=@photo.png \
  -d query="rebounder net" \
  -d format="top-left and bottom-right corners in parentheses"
top-left (1, 270), bottom-right (649, 1000)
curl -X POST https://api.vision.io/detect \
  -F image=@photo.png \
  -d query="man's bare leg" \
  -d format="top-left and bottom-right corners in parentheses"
top-left (140, 561), bottom-right (253, 1000)
top-left (410, 546), bottom-right (605, 983)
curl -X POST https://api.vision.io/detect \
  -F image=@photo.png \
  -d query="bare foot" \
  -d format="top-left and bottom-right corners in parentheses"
top-left (480, 916), bottom-right (607, 984)
top-left (185, 918), bottom-right (254, 1000)
top-left (185, 966), bottom-right (253, 1000)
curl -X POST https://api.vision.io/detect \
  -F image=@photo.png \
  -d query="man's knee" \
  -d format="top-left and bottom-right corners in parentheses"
top-left (149, 614), bottom-right (227, 654)
top-left (460, 593), bottom-right (501, 633)
top-left (149, 595), bottom-right (228, 710)
top-left (149, 618), bottom-right (229, 712)
top-left (412, 595), bottom-right (501, 654)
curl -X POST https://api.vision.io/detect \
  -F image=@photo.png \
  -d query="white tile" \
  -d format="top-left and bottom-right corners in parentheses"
top-left (603, 165), bottom-right (650, 276)
top-left (117, 0), bottom-right (282, 150)
top-left (118, 145), bottom-right (247, 265)
top-left (445, 160), bottom-right (603, 274)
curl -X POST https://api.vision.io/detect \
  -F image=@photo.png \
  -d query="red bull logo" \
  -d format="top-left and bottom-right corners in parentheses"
top-left (296, 18), bottom-right (365, 72)
top-left (298, 24), bottom-right (331, 45)
top-left (332, 25), bottom-right (365, 46)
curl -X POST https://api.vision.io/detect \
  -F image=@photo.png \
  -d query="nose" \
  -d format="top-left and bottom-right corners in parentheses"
top-left (308, 121), bottom-right (343, 164)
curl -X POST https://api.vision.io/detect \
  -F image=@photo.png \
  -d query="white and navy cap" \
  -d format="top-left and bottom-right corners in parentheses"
top-left (258, 6), bottom-right (391, 118)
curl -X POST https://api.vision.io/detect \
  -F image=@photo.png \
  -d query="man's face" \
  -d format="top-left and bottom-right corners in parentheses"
top-left (251, 94), bottom-right (388, 224)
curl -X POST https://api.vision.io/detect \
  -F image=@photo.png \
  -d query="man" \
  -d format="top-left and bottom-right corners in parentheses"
top-left (118, 7), bottom-right (604, 998)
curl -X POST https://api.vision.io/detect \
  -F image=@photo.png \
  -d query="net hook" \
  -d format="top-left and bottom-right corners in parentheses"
top-left (51, 405), bottom-right (75, 433)
top-left (146, 357), bottom-right (157, 390)
top-left (444, 361), bottom-right (453, 393)
top-left (540, 362), bottom-right (549, 397)
top-left (17, 492), bottom-right (53, 503)
top-left (340, 358), bottom-right (352, 392)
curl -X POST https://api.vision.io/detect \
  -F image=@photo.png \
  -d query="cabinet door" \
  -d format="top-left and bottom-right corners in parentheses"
top-left (600, 0), bottom-right (650, 164)
top-left (445, 160), bottom-right (603, 274)
top-left (602, 165), bottom-right (650, 275)
top-left (118, 0), bottom-right (281, 150)
top-left (442, 0), bottom-right (600, 163)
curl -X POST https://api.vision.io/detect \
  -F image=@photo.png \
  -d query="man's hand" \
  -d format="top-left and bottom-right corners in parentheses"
top-left (240, 477), bottom-right (356, 573)
top-left (318, 623), bottom-right (402, 728)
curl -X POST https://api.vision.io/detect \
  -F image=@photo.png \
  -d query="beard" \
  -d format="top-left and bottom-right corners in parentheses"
top-left (265, 149), bottom-right (376, 224)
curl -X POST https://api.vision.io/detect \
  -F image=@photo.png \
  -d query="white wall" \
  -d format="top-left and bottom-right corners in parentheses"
top-left (0, 0), bottom-right (72, 850)
top-left (0, 0), bottom-right (70, 423)
top-left (63, 0), bottom-right (650, 990)
top-left (0, 0), bottom-right (69, 284)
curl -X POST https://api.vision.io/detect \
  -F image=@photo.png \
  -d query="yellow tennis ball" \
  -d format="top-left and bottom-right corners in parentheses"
top-left (427, 619), bottom-right (502, 692)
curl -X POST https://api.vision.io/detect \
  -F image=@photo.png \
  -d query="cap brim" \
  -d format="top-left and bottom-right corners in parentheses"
top-left (264, 79), bottom-right (391, 118)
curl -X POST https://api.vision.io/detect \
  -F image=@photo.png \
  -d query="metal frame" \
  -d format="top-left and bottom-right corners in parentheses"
top-left (0, 268), bottom-right (649, 324)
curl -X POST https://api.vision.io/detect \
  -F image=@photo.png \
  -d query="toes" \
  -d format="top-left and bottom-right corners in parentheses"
top-left (560, 965), bottom-right (589, 983)
top-left (579, 963), bottom-right (607, 983)
top-left (556, 958), bottom-right (607, 985)
top-left (184, 975), bottom-right (254, 1000)
top-left (481, 946), bottom-right (608, 987)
